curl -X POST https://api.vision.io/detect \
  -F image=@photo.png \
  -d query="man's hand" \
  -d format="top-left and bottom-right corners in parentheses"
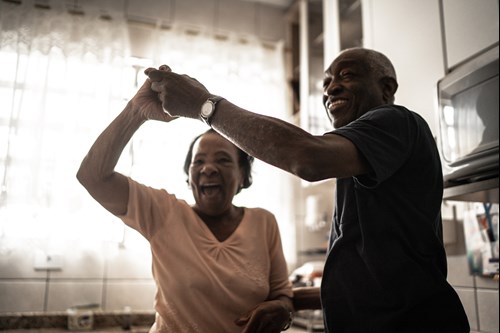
top-left (235, 300), bottom-right (292, 333)
top-left (145, 65), bottom-right (211, 120)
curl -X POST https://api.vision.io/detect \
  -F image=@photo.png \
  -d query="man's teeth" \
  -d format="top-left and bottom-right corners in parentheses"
top-left (328, 100), bottom-right (346, 110)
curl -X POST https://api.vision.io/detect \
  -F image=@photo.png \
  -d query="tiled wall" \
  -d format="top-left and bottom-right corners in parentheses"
top-left (448, 255), bottom-right (499, 333)
top-left (0, 232), bottom-right (156, 313)
top-left (443, 202), bottom-right (499, 333)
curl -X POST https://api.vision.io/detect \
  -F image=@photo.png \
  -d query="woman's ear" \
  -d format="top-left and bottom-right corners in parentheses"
top-left (381, 77), bottom-right (398, 104)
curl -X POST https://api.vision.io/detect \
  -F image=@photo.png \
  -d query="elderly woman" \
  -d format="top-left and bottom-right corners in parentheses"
top-left (76, 74), bottom-right (293, 333)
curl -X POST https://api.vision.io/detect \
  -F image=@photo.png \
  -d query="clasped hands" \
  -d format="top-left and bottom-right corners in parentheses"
top-left (143, 65), bottom-right (213, 121)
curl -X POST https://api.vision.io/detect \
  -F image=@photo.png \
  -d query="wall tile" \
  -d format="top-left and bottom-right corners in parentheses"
top-left (49, 242), bottom-right (105, 279)
top-left (106, 236), bottom-right (152, 279)
top-left (0, 239), bottom-right (50, 279)
top-left (46, 280), bottom-right (103, 312)
top-left (475, 275), bottom-right (499, 290)
top-left (455, 287), bottom-right (478, 331)
top-left (477, 289), bottom-right (499, 333)
top-left (0, 281), bottom-right (45, 313)
top-left (105, 281), bottom-right (156, 311)
top-left (447, 255), bottom-right (475, 287)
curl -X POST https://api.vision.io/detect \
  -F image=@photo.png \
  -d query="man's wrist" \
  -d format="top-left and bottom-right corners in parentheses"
top-left (200, 95), bottom-right (224, 125)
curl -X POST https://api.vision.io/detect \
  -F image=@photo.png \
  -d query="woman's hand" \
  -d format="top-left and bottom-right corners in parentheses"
top-left (235, 299), bottom-right (293, 333)
top-left (128, 66), bottom-right (176, 122)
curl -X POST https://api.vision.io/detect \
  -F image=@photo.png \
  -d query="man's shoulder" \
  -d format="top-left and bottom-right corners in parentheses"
top-left (365, 104), bottom-right (412, 117)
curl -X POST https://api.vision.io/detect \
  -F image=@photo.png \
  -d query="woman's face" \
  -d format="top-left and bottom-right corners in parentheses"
top-left (188, 132), bottom-right (244, 216)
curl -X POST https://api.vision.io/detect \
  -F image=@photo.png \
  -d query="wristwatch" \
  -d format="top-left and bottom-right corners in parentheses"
top-left (282, 311), bottom-right (293, 331)
top-left (200, 95), bottom-right (224, 125)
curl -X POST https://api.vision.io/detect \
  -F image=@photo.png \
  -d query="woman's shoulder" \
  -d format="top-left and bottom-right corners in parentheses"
top-left (243, 207), bottom-right (278, 226)
top-left (244, 206), bottom-right (275, 216)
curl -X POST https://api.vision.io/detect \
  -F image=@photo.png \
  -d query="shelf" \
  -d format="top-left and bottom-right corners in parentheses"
top-left (443, 177), bottom-right (499, 203)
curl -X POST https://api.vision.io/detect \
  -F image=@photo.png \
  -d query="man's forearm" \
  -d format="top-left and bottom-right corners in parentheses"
top-left (210, 99), bottom-right (316, 179)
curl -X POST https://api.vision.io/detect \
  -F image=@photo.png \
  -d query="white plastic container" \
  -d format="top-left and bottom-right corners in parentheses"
top-left (67, 304), bottom-right (98, 330)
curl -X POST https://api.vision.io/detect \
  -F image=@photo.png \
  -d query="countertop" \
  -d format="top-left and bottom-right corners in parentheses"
top-left (0, 312), bottom-right (154, 332)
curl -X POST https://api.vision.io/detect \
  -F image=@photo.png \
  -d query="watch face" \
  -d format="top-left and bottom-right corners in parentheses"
top-left (201, 101), bottom-right (213, 117)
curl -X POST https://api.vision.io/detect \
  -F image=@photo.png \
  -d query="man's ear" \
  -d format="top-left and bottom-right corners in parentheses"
top-left (381, 77), bottom-right (398, 104)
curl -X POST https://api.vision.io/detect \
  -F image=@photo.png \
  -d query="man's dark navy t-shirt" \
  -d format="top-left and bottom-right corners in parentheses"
top-left (320, 105), bottom-right (469, 332)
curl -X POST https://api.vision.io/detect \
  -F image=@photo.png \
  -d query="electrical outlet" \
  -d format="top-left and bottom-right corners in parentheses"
top-left (34, 253), bottom-right (63, 270)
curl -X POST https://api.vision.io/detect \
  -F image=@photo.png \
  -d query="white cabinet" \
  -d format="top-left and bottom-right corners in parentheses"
top-left (442, 0), bottom-right (499, 70)
top-left (360, 0), bottom-right (444, 134)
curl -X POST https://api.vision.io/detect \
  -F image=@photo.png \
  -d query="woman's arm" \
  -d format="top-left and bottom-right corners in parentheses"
top-left (292, 287), bottom-right (322, 311)
top-left (76, 76), bottom-right (174, 216)
top-left (235, 296), bottom-right (294, 333)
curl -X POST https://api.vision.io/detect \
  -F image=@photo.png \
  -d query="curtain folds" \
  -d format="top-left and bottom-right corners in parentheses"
top-left (0, 0), bottom-right (131, 240)
top-left (0, 1), bottom-right (294, 261)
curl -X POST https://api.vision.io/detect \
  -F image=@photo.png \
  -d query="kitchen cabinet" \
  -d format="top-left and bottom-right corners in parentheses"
top-left (443, 178), bottom-right (499, 204)
top-left (441, 0), bottom-right (499, 70)
top-left (285, 0), bottom-right (328, 135)
top-left (285, 0), bottom-right (362, 134)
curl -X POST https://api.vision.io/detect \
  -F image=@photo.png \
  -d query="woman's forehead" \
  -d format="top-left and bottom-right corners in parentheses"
top-left (193, 132), bottom-right (238, 155)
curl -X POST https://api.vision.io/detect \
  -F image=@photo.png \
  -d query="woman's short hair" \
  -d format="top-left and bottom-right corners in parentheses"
top-left (183, 129), bottom-right (254, 193)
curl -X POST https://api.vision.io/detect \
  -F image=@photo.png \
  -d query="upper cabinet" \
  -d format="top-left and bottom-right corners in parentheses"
top-left (442, 0), bottom-right (499, 70)
top-left (285, 0), bottom-right (362, 135)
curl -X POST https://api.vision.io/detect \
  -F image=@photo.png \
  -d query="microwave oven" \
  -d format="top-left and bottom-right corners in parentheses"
top-left (437, 45), bottom-right (499, 187)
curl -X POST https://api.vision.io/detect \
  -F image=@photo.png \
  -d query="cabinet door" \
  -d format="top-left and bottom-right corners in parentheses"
top-left (442, 0), bottom-right (499, 69)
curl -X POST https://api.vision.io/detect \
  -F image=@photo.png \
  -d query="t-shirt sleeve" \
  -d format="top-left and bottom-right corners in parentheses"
top-left (332, 106), bottom-right (416, 187)
top-left (117, 177), bottom-right (178, 240)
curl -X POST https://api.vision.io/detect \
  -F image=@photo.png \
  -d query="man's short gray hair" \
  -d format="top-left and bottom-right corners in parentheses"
top-left (342, 47), bottom-right (397, 82)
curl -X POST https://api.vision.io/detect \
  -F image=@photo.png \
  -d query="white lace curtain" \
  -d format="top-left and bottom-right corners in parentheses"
top-left (0, 1), bottom-right (294, 261)
top-left (0, 0), bottom-right (131, 240)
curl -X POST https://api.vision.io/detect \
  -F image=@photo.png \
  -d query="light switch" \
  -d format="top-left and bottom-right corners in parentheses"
top-left (34, 253), bottom-right (63, 270)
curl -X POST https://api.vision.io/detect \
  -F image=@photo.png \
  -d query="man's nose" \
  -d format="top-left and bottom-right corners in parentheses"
top-left (325, 81), bottom-right (342, 96)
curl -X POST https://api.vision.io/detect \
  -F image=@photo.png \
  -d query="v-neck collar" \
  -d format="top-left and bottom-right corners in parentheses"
top-left (196, 207), bottom-right (247, 243)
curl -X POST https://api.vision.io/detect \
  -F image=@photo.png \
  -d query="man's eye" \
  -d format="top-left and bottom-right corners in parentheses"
top-left (340, 70), bottom-right (353, 78)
